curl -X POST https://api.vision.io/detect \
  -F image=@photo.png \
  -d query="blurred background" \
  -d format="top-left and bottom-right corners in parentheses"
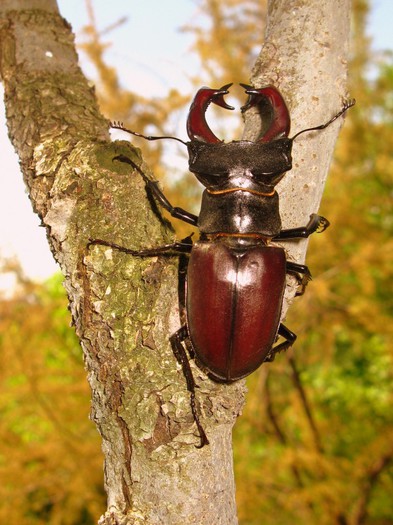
top-left (1, 1), bottom-right (392, 524)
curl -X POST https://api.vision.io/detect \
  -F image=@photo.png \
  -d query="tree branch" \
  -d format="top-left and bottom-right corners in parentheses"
top-left (353, 447), bottom-right (393, 525)
top-left (1, 0), bottom-right (353, 523)
top-left (288, 354), bottom-right (324, 453)
top-left (244, 0), bottom-right (352, 316)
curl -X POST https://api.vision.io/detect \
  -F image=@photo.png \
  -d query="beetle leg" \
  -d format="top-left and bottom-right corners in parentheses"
top-left (113, 154), bottom-right (199, 226)
top-left (176, 253), bottom-right (195, 360)
top-left (265, 324), bottom-right (297, 362)
top-left (88, 237), bottom-right (193, 256)
top-left (286, 261), bottom-right (312, 296)
top-left (144, 178), bottom-right (199, 226)
top-left (170, 326), bottom-right (209, 448)
top-left (171, 250), bottom-right (208, 448)
top-left (273, 213), bottom-right (330, 240)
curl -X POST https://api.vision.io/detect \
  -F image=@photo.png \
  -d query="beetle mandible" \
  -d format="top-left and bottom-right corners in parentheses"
top-left (90, 83), bottom-right (355, 447)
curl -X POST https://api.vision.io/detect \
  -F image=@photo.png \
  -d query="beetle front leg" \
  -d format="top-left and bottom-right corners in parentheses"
top-left (286, 261), bottom-right (312, 296)
top-left (170, 326), bottom-right (209, 448)
top-left (274, 213), bottom-right (329, 240)
top-left (113, 154), bottom-right (199, 226)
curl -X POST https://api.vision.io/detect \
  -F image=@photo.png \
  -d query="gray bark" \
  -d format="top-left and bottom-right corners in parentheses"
top-left (0, 0), bottom-right (352, 524)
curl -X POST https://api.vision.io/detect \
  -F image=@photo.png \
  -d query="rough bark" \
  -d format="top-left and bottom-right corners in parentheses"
top-left (0, 0), bottom-right (352, 524)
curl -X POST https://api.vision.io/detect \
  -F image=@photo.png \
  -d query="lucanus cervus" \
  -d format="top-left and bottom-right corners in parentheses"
top-left (90, 83), bottom-right (355, 447)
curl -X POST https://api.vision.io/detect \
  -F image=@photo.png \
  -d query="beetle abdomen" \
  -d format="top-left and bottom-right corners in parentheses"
top-left (186, 241), bottom-right (287, 382)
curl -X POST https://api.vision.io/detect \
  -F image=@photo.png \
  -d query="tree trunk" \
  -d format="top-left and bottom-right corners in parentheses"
top-left (0, 0), bottom-right (352, 524)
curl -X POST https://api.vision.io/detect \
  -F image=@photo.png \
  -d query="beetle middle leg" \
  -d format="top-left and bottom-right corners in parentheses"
top-left (87, 237), bottom-right (193, 256)
top-left (264, 263), bottom-right (309, 361)
top-left (170, 326), bottom-right (209, 448)
top-left (273, 213), bottom-right (329, 295)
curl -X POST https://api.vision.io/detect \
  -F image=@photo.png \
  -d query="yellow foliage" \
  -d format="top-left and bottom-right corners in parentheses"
top-left (0, 265), bottom-right (105, 524)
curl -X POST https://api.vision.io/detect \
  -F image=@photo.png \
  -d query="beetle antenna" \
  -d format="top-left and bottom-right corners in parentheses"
top-left (291, 99), bottom-right (355, 140)
top-left (111, 121), bottom-right (188, 146)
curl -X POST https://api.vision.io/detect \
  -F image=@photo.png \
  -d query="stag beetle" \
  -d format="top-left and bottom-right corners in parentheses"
top-left (90, 83), bottom-right (354, 447)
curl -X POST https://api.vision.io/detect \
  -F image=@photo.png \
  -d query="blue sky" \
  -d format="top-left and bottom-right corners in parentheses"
top-left (59, 1), bottom-right (200, 97)
top-left (0, 1), bottom-right (392, 288)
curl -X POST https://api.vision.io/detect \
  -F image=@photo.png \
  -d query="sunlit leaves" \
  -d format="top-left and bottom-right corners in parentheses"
top-left (0, 268), bottom-right (105, 524)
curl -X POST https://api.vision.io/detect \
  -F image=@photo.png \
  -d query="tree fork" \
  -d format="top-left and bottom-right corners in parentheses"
top-left (0, 0), bottom-right (352, 523)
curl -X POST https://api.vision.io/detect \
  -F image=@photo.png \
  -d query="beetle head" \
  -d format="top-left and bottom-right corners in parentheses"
top-left (187, 84), bottom-right (293, 189)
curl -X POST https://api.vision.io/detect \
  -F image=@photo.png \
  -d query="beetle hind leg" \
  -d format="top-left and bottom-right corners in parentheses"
top-left (170, 326), bottom-right (209, 448)
top-left (286, 261), bottom-right (312, 296)
top-left (168, 250), bottom-right (209, 447)
top-left (265, 324), bottom-right (297, 362)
